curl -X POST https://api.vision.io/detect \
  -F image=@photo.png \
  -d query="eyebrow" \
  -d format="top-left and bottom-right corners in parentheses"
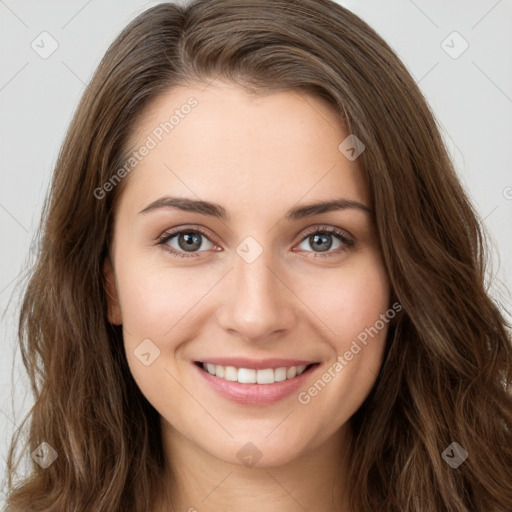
top-left (138, 196), bottom-right (372, 220)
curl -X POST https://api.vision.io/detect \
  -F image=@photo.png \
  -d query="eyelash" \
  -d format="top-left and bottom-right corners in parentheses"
top-left (157, 225), bottom-right (355, 260)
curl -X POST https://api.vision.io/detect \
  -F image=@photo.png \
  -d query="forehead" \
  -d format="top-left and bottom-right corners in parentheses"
top-left (118, 80), bottom-right (369, 215)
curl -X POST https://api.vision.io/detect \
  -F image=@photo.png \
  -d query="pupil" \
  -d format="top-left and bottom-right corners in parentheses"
top-left (312, 234), bottom-right (332, 252)
top-left (179, 232), bottom-right (201, 251)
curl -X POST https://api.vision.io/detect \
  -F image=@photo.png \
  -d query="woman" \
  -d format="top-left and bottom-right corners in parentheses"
top-left (5, 0), bottom-right (512, 510)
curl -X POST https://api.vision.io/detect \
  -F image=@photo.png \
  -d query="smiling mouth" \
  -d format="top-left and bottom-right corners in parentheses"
top-left (194, 361), bottom-right (319, 385)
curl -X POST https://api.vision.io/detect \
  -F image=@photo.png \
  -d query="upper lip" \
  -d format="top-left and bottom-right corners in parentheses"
top-left (195, 358), bottom-right (318, 370)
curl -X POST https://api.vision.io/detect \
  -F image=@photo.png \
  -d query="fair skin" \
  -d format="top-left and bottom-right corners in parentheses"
top-left (104, 80), bottom-right (391, 512)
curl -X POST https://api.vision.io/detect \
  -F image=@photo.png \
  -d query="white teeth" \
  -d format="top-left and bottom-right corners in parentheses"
top-left (257, 368), bottom-right (275, 384)
top-left (238, 368), bottom-right (256, 383)
top-left (274, 367), bottom-right (287, 382)
top-left (296, 365), bottom-right (306, 374)
top-left (201, 362), bottom-right (311, 384)
top-left (224, 366), bottom-right (238, 381)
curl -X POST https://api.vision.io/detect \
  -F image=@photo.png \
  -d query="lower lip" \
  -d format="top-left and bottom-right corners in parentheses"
top-left (194, 362), bottom-right (320, 406)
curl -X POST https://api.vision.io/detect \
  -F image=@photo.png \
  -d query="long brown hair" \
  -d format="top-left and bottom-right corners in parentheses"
top-left (5, 1), bottom-right (512, 510)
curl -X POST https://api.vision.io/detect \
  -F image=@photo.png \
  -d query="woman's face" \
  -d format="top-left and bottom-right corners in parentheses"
top-left (105, 80), bottom-right (391, 468)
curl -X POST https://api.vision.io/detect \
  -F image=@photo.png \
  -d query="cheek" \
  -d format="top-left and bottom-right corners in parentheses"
top-left (116, 244), bottom-right (390, 357)
top-left (114, 258), bottom-right (206, 411)
top-left (296, 252), bottom-right (390, 344)
top-left (115, 255), bottom-right (213, 337)
top-left (292, 253), bottom-right (390, 421)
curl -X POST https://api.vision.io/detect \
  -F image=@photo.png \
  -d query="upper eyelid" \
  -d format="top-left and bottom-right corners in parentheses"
top-left (157, 225), bottom-right (215, 244)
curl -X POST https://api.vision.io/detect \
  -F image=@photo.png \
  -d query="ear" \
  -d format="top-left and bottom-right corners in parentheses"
top-left (103, 256), bottom-right (122, 325)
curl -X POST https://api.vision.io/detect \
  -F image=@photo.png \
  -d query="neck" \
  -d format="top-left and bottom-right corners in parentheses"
top-left (155, 419), bottom-right (353, 512)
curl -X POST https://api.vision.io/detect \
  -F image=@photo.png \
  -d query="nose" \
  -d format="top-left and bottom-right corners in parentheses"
top-left (215, 248), bottom-right (297, 343)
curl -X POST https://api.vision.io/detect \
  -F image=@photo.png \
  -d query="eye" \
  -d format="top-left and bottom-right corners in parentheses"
top-left (157, 227), bottom-right (217, 258)
top-left (294, 225), bottom-right (354, 258)
top-left (157, 225), bottom-right (354, 259)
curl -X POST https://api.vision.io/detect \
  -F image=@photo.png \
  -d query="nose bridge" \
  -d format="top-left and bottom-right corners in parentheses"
top-left (216, 240), bottom-right (296, 341)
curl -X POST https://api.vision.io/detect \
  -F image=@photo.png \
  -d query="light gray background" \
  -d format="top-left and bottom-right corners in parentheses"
top-left (1, 0), bottom-right (511, 504)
